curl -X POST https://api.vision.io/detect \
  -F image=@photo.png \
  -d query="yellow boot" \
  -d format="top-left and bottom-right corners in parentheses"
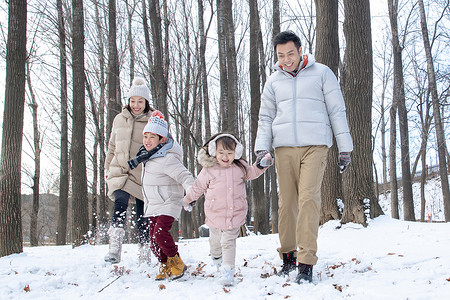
top-left (155, 263), bottom-right (170, 281)
top-left (167, 253), bottom-right (187, 280)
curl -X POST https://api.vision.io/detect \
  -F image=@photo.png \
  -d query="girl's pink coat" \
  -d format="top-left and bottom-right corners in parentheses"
top-left (184, 150), bottom-right (266, 230)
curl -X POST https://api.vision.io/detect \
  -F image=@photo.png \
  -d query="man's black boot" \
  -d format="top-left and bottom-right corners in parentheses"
top-left (276, 251), bottom-right (296, 276)
top-left (295, 263), bottom-right (313, 284)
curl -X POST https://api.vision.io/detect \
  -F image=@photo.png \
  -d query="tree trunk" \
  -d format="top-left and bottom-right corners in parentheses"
top-left (71, 0), bottom-right (89, 247)
top-left (315, 0), bottom-right (342, 225)
top-left (141, 0), bottom-right (157, 103)
top-left (93, 0), bottom-right (108, 234)
top-left (198, 0), bottom-right (212, 139)
top-left (180, 1), bottom-right (193, 239)
top-left (223, 0), bottom-right (239, 133)
top-left (0, 0), bottom-right (27, 257)
top-left (217, 0), bottom-right (229, 131)
top-left (106, 0), bottom-right (121, 143)
top-left (26, 60), bottom-right (41, 247)
top-left (272, 0), bottom-right (280, 63)
top-left (389, 99), bottom-right (399, 219)
top-left (387, 0), bottom-right (415, 221)
top-left (56, 0), bottom-right (69, 246)
top-left (148, 0), bottom-right (168, 117)
top-left (249, 0), bottom-right (269, 234)
top-left (418, 0), bottom-right (450, 221)
top-left (342, 0), bottom-right (382, 225)
top-left (125, 0), bottom-right (136, 85)
top-left (91, 138), bottom-right (99, 236)
top-left (86, 77), bottom-right (102, 238)
top-left (420, 152), bottom-right (426, 222)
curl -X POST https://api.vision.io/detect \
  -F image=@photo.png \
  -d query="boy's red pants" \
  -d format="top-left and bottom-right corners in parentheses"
top-left (148, 215), bottom-right (178, 263)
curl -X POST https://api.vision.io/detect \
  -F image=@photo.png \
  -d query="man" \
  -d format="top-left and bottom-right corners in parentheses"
top-left (254, 31), bottom-right (353, 284)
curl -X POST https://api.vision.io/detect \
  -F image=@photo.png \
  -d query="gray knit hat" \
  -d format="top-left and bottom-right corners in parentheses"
top-left (127, 77), bottom-right (150, 102)
top-left (143, 110), bottom-right (168, 138)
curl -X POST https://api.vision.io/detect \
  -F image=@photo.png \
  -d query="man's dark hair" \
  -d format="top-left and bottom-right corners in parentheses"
top-left (273, 30), bottom-right (301, 53)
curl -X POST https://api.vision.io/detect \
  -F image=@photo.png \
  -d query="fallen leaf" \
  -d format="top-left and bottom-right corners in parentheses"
top-left (282, 283), bottom-right (291, 287)
top-left (446, 278), bottom-right (450, 282)
top-left (159, 284), bottom-right (166, 290)
top-left (243, 261), bottom-right (248, 267)
top-left (24, 285), bottom-right (30, 292)
top-left (333, 284), bottom-right (343, 292)
top-left (387, 253), bottom-right (396, 256)
top-left (223, 288), bottom-right (230, 293)
top-left (284, 296), bottom-right (291, 299)
top-left (260, 273), bottom-right (270, 278)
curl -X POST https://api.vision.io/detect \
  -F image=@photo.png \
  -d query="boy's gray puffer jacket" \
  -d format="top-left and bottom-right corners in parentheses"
top-left (141, 135), bottom-right (194, 220)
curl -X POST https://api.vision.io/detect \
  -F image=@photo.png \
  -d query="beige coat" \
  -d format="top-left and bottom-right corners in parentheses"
top-left (105, 108), bottom-right (150, 202)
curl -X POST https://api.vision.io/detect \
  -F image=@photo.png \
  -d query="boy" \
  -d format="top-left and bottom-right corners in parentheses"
top-left (129, 110), bottom-right (194, 280)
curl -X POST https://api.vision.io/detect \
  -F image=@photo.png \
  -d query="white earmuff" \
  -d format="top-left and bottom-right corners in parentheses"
top-left (208, 134), bottom-right (244, 160)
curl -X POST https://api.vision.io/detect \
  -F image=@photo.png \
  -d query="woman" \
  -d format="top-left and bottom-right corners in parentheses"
top-left (104, 77), bottom-right (154, 264)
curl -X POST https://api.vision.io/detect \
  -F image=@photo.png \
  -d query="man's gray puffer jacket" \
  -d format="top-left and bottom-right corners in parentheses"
top-left (254, 53), bottom-right (353, 153)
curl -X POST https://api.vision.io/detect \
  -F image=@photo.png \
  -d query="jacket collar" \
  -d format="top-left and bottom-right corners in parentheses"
top-left (273, 53), bottom-right (315, 76)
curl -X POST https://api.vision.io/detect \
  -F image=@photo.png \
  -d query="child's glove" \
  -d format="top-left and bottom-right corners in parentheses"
top-left (256, 150), bottom-right (273, 169)
top-left (338, 152), bottom-right (351, 173)
top-left (184, 201), bottom-right (196, 212)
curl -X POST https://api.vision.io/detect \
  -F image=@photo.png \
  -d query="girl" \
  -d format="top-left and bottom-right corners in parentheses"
top-left (183, 133), bottom-right (273, 286)
top-left (104, 77), bottom-right (153, 265)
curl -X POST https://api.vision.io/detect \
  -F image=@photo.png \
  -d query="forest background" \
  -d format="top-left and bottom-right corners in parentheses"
top-left (0, 0), bottom-right (449, 256)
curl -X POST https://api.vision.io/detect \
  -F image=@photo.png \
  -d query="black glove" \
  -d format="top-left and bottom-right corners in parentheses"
top-left (256, 150), bottom-right (273, 169)
top-left (128, 144), bottom-right (163, 170)
top-left (338, 152), bottom-right (351, 173)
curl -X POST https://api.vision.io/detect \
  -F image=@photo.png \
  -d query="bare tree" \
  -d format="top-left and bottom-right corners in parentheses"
top-left (71, 0), bottom-right (89, 247)
top-left (217, 0), bottom-right (229, 131)
top-left (198, 0), bottom-right (212, 139)
top-left (148, 0), bottom-right (168, 116)
top-left (342, 0), bottom-right (383, 225)
top-left (418, 0), bottom-right (450, 221)
top-left (125, 0), bottom-right (137, 85)
top-left (106, 0), bottom-right (121, 142)
top-left (222, 0), bottom-right (239, 133)
top-left (26, 59), bottom-right (41, 247)
top-left (315, 0), bottom-right (342, 224)
top-left (250, 0), bottom-right (269, 234)
top-left (373, 30), bottom-right (393, 197)
top-left (0, 0), bottom-right (27, 257)
top-left (270, 0), bottom-right (280, 233)
top-left (387, 0), bottom-right (415, 221)
top-left (56, 0), bottom-right (70, 246)
top-left (92, 0), bottom-right (108, 234)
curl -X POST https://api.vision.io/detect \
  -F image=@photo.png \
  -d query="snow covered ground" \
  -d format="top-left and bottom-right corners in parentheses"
top-left (2, 177), bottom-right (449, 299)
top-left (1, 215), bottom-right (449, 299)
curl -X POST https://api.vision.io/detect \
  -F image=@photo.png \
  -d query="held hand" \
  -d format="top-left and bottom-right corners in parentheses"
top-left (259, 153), bottom-right (274, 168)
top-left (338, 152), bottom-right (351, 173)
top-left (183, 201), bottom-right (196, 212)
top-left (256, 150), bottom-right (271, 169)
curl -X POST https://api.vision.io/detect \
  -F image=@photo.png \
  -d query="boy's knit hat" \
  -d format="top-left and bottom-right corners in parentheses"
top-left (127, 77), bottom-right (150, 102)
top-left (143, 110), bottom-right (168, 138)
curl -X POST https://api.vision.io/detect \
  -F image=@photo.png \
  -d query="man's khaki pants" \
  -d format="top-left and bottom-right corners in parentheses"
top-left (274, 146), bottom-right (328, 265)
